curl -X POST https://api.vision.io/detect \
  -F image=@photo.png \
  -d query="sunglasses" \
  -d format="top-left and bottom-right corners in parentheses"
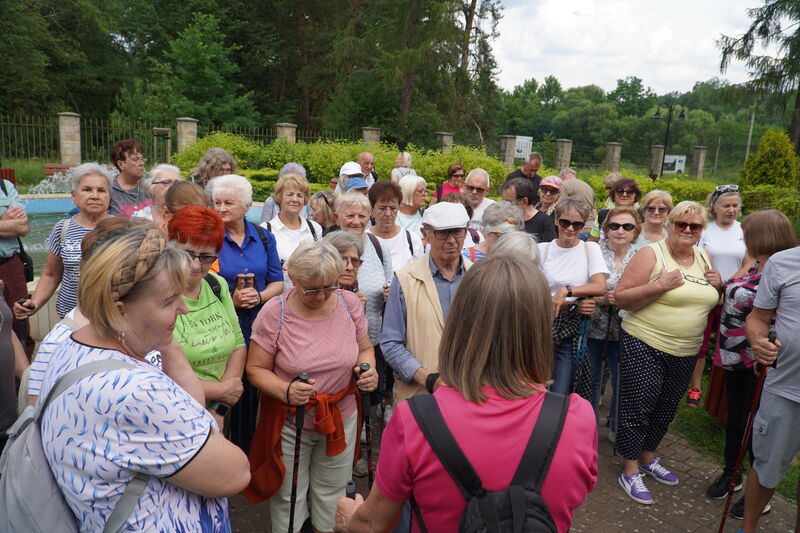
top-left (615, 188), bottom-right (636, 196)
top-left (300, 284), bottom-right (339, 295)
top-left (464, 184), bottom-right (487, 194)
top-left (714, 184), bottom-right (739, 194)
top-left (673, 220), bottom-right (703, 233)
top-left (185, 251), bottom-right (218, 265)
top-left (557, 218), bottom-right (586, 231)
top-left (314, 192), bottom-right (334, 210)
top-left (607, 222), bottom-right (635, 231)
top-left (645, 206), bottom-right (669, 214)
top-left (539, 187), bottom-right (559, 195)
top-left (451, 173), bottom-right (465, 178)
top-left (432, 228), bottom-right (467, 240)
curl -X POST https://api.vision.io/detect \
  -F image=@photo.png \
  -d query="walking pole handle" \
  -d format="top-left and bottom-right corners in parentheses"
top-left (346, 480), bottom-right (356, 499)
top-left (292, 373), bottom-right (310, 427)
top-left (768, 331), bottom-right (777, 368)
top-left (359, 363), bottom-right (370, 374)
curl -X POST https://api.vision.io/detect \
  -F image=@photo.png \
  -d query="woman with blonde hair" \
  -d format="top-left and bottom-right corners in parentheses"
top-left (191, 148), bottom-right (237, 187)
top-left (163, 180), bottom-right (209, 222)
top-left (615, 201), bottom-right (722, 505)
top-left (638, 190), bottom-right (672, 245)
top-left (309, 190), bottom-right (337, 235)
top-left (37, 222), bottom-right (249, 531)
top-left (245, 241), bottom-right (377, 533)
top-left (397, 174), bottom-right (427, 240)
top-left (335, 255), bottom-right (598, 533)
top-left (390, 152), bottom-right (415, 182)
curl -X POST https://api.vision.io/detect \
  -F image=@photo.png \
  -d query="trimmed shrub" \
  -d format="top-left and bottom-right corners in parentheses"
top-left (240, 168), bottom-right (279, 181)
top-left (583, 168), bottom-right (715, 207)
top-left (741, 184), bottom-right (800, 218)
top-left (741, 129), bottom-right (799, 190)
top-left (172, 132), bottom-right (264, 171)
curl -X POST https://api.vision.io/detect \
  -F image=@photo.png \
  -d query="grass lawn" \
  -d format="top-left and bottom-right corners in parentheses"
top-left (671, 372), bottom-right (800, 503)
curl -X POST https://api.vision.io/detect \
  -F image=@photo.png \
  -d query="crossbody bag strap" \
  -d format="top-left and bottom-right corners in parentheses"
top-left (103, 472), bottom-right (150, 533)
top-left (510, 392), bottom-right (569, 491)
top-left (408, 394), bottom-right (485, 501)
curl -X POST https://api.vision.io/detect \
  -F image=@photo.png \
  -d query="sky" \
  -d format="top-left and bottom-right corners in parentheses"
top-left (494, 0), bottom-right (763, 95)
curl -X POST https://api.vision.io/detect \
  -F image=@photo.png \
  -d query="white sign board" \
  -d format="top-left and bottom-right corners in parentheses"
top-left (515, 136), bottom-right (533, 159)
top-left (663, 155), bottom-right (686, 174)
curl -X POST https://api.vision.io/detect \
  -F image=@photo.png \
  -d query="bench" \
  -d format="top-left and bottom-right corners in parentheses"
top-left (44, 163), bottom-right (75, 177)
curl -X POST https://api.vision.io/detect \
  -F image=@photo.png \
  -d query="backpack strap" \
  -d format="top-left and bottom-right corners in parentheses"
top-left (266, 222), bottom-right (271, 233)
top-left (468, 227), bottom-right (480, 245)
top-left (103, 473), bottom-right (151, 533)
top-left (204, 273), bottom-right (223, 301)
top-left (253, 222), bottom-right (271, 256)
top-left (308, 220), bottom-right (318, 241)
top-left (366, 232), bottom-right (384, 265)
top-left (408, 394), bottom-right (485, 501)
top-left (405, 229), bottom-right (413, 256)
top-left (510, 392), bottom-right (569, 492)
top-left (334, 291), bottom-right (353, 320)
top-left (435, 183), bottom-right (443, 201)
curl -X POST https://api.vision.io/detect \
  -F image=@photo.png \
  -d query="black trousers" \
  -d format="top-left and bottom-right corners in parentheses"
top-left (724, 366), bottom-right (759, 473)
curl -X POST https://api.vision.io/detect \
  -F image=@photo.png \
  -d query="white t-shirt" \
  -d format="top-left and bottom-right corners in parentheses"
top-left (367, 227), bottom-right (424, 271)
top-left (537, 240), bottom-right (609, 298)
top-left (470, 198), bottom-right (496, 232)
top-left (263, 216), bottom-right (322, 288)
top-left (698, 220), bottom-right (746, 280)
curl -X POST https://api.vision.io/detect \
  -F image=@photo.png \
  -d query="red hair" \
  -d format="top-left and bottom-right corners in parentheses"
top-left (167, 205), bottom-right (225, 251)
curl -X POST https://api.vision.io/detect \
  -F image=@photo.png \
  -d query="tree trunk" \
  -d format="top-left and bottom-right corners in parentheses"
top-left (400, 0), bottom-right (422, 123)
top-left (296, 2), bottom-right (312, 130)
top-left (790, 88), bottom-right (800, 154)
top-left (460, 0), bottom-right (478, 72)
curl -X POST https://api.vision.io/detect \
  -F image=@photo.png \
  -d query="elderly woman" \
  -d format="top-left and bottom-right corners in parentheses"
top-left (538, 199), bottom-right (608, 396)
top-left (167, 205), bottom-right (246, 429)
top-left (587, 207), bottom-right (641, 438)
top-left (588, 178), bottom-right (643, 243)
top-left (191, 147), bottom-right (237, 187)
top-left (163, 180), bottom-right (209, 222)
top-left (397, 174), bottom-right (427, 240)
top-left (614, 201), bottom-right (722, 505)
top-left (429, 162), bottom-right (465, 205)
top-left (366, 181), bottom-right (424, 271)
top-left (324, 231), bottom-right (365, 299)
top-left (263, 172), bottom-right (323, 288)
top-left (245, 241), bottom-right (377, 533)
top-left (688, 184), bottom-right (751, 407)
top-left (537, 175), bottom-right (562, 219)
top-left (14, 163), bottom-right (113, 320)
top-left (209, 174), bottom-right (284, 450)
top-left (132, 163), bottom-right (183, 225)
top-left (490, 230), bottom-right (540, 266)
top-left (38, 222), bottom-right (249, 531)
top-left (703, 210), bottom-right (796, 517)
top-left (638, 189), bottom-right (672, 245)
top-left (335, 255), bottom-right (597, 533)
top-left (309, 190), bottom-right (337, 235)
top-left (462, 201), bottom-right (523, 262)
top-left (260, 163), bottom-right (310, 225)
top-left (390, 152), bottom-right (415, 183)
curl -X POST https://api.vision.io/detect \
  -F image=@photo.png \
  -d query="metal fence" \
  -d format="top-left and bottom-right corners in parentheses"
top-left (199, 124), bottom-right (277, 143)
top-left (296, 129), bottom-right (360, 143)
top-left (81, 117), bottom-right (174, 165)
top-left (0, 115), bottom-right (59, 161)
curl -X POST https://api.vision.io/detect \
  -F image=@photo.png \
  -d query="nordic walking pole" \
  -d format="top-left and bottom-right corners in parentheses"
top-left (288, 372), bottom-right (310, 533)
top-left (358, 362), bottom-right (374, 489)
top-left (717, 331), bottom-right (776, 533)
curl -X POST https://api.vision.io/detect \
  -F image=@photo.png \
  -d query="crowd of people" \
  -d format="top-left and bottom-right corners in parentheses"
top-left (0, 140), bottom-right (798, 533)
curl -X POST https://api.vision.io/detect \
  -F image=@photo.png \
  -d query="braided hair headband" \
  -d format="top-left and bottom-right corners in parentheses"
top-left (109, 228), bottom-right (167, 301)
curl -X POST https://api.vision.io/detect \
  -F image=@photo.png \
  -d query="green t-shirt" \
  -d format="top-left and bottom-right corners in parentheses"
top-left (173, 272), bottom-right (245, 383)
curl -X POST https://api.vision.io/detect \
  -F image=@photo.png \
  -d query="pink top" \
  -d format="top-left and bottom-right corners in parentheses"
top-left (251, 289), bottom-right (368, 429)
top-left (438, 181), bottom-right (462, 199)
top-left (376, 386), bottom-right (598, 533)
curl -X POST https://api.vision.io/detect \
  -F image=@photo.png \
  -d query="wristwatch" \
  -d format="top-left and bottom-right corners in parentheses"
top-left (426, 372), bottom-right (440, 394)
top-left (566, 285), bottom-right (573, 298)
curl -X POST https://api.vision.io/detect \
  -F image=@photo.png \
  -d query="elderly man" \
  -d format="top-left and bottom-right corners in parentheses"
top-left (505, 152), bottom-right (543, 202)
top-left (0, 177), bottom-right (32, 355)
top-left (109, 139), bottom-right (153, 217)
top-left (739, 244), bottom-right (800, 531)
top-left (559, 168), bottom-right (595, 239)
top-left (463, 168), bottom-right (495, 233)
top-left (358, 151), bottom-right (378, 186)
top-left (381, 201), bottom-right (473, 402)
top-left (334, 161), bottom-right (366, 194)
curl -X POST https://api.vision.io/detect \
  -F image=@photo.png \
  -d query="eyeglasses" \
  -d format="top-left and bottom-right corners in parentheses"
top-left (714, 184), bottom-right (739, 194)
top-left (128, 156), bottom-right (146, 164)
top-left (607, 222), bottom-right (635, 231)
top-left (615, 188), bottom-right (635, 196)
top-left (152, 179), bottom-right (179, 186)
top-left (557, 219), bottom-right (586, 231)
top-left (342, 256), bottom-right (362, 267)
top-left (414, 188), bottom-right (427, 195)
top-left (464, 184), bottom-right (487, 194)
top-left (376, 205), bottom-right (399, 213)
top-left (683, 273), bottom-right (710, 286)
top-left (300, 285), bottom-right (339, 295)
top-left (673, 221), bottom-right (704, 233)
top-left (645, 206), bottom-right (669, 214)
top-left (432, 228), bottom-right (467, 240)
top-left (185, 251), bottom-right (218, 265)
top-left (539, 187), bottom-right (559, 195)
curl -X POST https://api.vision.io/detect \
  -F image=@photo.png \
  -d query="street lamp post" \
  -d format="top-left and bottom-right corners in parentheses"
top-left (651, 104), bottom-right (685, 177)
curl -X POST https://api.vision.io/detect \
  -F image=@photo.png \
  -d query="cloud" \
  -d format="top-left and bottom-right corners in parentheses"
top-left (494, 0), bottom-right (758, 94)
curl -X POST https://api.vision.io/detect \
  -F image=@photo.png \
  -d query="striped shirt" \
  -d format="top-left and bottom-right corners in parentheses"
top-left (47, 216), bottom-right (92, 318)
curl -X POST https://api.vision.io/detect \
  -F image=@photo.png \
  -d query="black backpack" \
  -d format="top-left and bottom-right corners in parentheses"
top-left (408, 391), bottom-right (568, 533)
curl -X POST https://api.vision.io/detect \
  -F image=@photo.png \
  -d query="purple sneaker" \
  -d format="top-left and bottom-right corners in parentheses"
top-left (619, 472), bottom-right (653, 505)
top-left (639, 457), bottom-right (679, 485)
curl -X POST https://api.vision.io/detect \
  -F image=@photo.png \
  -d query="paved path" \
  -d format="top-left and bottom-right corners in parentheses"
top-left (230, 398), bottom-right (797, 532)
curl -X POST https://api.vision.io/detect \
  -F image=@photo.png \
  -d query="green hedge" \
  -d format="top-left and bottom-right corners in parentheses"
top-left (249, 176), bottom-right (330, 202)
top-left (581, 167), bottom-right (716, 207)
top-left (172, 133), bottom-right (264, 171)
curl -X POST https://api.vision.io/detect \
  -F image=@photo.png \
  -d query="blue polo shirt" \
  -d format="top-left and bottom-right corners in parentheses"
top-left (217, 221), bottom-right (283, 342)
top-left (0, 180), bottom-right (23, 258)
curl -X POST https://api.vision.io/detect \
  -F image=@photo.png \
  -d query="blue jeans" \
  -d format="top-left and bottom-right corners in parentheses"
top-left (588, 338), bottom-right (619, 430)
top-left (392, 502), bottom-right (411, 532)
top-left (551, 338), bottom-right (574, 394)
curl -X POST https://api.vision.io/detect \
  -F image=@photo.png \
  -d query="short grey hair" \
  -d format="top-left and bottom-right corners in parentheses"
top-left (286, 241), bottom-right (344, 287)
top-left (465, 168), bottom-right (490, 188)
top-left (335, 190), bottom-right (371, 215)
top-left (208, 174), bottom-right (253, 206)
top-left (553, 198), bottom-right (592, 222)
top-left (527, 152), bottom-right (542, 162)
top-left (491, 231), bottom-right (540, 267)
top-left (71, 162), bottom-right (113, 192)
top-left (280, 162), bottom-right (306, 178)
top-left (143, 164), bottom-right (182, 194)
top-left (323, 231), bottom-right (364, 257)
top-left (398, 175), bottom-right (426, 207)
top-left (482, 201), bottom-right (524, 230)
top-left (558, 168), bottom-right (576, 179)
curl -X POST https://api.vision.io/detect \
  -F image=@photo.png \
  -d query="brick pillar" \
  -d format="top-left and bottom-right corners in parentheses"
top-left (436, 132), bottom-right (454, 154)
top-left (275, 122), bottom-right (297, 143)
top-left (554, 139), bottom-right (573, 171)
top-left (361, 127), bottom-right (380, 143)
top-left (57, 112), bottom-right (81, 165)
top-left (649, 145), bottom-right (665, 178)
top-left (691, 146), bottom-right (707, 178)
top-left (176, 117), bottom-right (198, 152)
top-left (498, 135), bottom-right (516, 168)
top-left (605, 142), bottom-right (622, 172)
